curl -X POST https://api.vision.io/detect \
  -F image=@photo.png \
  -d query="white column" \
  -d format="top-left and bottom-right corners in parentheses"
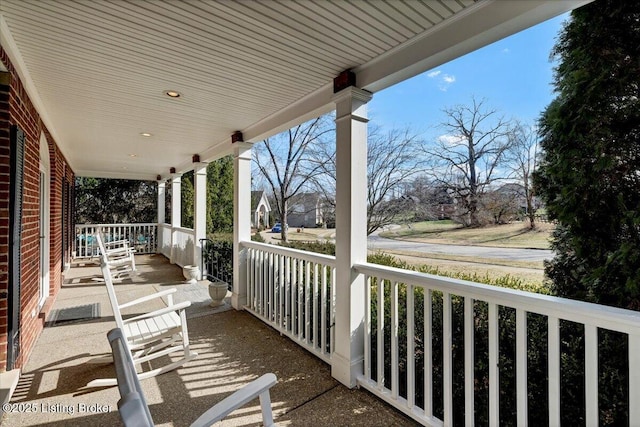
top-left (157, 180), bottom-right (166, 255)
top-left (157, 181), bottom-right (166, 225)
top-left (331, 86), bottom-right (372, 387)
top-left (170, 174), bottom-right (181, 264)
top-left (232, 143), bottom-right (252, 309)
top-left (193, 162), bottom-right (207, 279)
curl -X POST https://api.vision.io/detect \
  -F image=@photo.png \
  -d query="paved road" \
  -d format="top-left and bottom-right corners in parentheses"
top-left (367, 234), bottom-right (553, 262)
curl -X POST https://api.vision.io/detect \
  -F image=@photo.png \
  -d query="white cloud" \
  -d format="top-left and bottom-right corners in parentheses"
top-left (438, 134), bottom-right (465, 146)
top-left (438, 74), bottom-right (456, 91)
top-left (502, 48), bottom-right (510, 54)
top-left (426, 70), bottom-right (455, 91)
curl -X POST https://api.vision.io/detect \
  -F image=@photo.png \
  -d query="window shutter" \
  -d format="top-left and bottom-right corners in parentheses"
top-left (8, 125), bottom-right (25, 369)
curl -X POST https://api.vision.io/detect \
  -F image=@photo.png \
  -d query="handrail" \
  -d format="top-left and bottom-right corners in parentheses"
top-left (354, 261), bottom-right (640, 335)
top-left (241, 240), bottom-right (336, 266)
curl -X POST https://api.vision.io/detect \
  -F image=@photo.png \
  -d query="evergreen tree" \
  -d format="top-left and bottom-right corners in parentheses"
top-left (206, 155), bottom-right (234, 233)
top-left (75, 177), bottom-right (156, 224)
top-left (535, 2), bottom-right (640, 424)
top-left (181, 171), bottom-right (194, 229)
top-left (536, 0), bottom-right (640, 309)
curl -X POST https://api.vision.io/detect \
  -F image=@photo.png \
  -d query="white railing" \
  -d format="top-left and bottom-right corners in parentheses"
top-left (242, 241), bottom-right (336, 363)
top-left (75, 223), bottom-right (157, 258)
top-left (355, 262), bottom-right (640, 426)
top-left (172, 227), bottom-right (195, 267)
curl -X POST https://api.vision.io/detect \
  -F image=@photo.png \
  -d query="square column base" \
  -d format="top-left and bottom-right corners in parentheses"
top-left (331, 352), bottom-right (364, 388)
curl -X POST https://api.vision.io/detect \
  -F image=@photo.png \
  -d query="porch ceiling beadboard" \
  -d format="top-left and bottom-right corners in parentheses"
top-left (0, 0), bottom-right (588, 180)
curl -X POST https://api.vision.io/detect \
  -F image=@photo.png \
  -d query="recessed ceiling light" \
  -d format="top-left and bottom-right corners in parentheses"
top-left (129, 154), bottom-right (137, 157)
top-left (140, 132), bottom-right (152, 137)
top-left (164, 90), bottom-right (181, 98)
top-left (122, 166), bottom-right (128, 170)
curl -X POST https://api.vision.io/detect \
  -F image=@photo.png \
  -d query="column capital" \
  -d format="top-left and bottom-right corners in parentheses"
top-left (233, 142), bottom-right (254, 153)
top-left (331, 86), bottom-right (373, 105)
top-left (193, 162), bottom-right (208, 173)
top-left (171, 173), bottom-right (182, 181)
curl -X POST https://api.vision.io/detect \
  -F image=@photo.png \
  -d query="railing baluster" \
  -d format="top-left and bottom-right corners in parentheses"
top-left (391, 281), bottom-right (399, 399)
top-left (253, 249), bottom-right (258, 311)
top-left (247, 248), bottom-right (253, 310)
top-left (279, 254), bottom-right (284, 328)
top-left (489, 302), bottom-right (499, 426)
top-left (548, 316), bottom-right (560, 426)
top-left (260, 250), bottom-right (265, 315)
top-left (516, 309), bottom-right (527, 427)
top-left (313, 263), bottom-right (319, 349)
top-left (424, 288), bottom-right (433, 418)
top-left (268, 252), bottom-right (274, 322)
top-left (444, 292), bottom-right (453, 426)
top-left (585, 324), bottom-right (598, 427)
top-left (285, 256), bottom-right (291, 332)
top-left (321, 264), bottom-right (327, 354)
top-left (254, 249), bottom-right (259, 313)
top-left (377, 277), bottom-right (385, 390)
top-left (364, 275), bottom-right (371, 381)
top-left (263, 250), bottom-right (267, 316)
top-left (407, 284), bottom-right (415, 409)
top-left (263, 250), bottom-right (268, 317)
top-left (305, 260), bottom-right (311, 344)
top-left (298, 259), bottom-right (304, 340)
top-left (630, 334), bottom-right (640, 425)
top-left (291, 258), bottom-right (297, 334)
top-left (465, 296), bottom-right (474, 426)
top-left (330, 266), bottom-right (336, 356)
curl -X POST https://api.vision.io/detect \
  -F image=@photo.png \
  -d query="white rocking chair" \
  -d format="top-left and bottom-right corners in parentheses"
top-left (107, 328), bottom-right (277, 427)
top-left (87, 255), bottom-right (198, 387)
top-left (95, 230), bottom-right (137, 278)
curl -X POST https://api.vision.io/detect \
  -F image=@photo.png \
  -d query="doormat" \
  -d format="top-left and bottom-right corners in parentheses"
top-left (47, 303), bottom-right (100, 326)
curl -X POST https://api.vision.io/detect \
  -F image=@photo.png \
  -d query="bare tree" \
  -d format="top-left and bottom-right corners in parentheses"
top-left (506, 122), bottom-right (540, 229)
top-left (253, 116), bottom-right (333, 242)
top-left (311, 125), bottom-right (423, 235)
top-left (481, 186), bottom-right (520, 224)
top-left (424, 97), bottom-right (514, 227)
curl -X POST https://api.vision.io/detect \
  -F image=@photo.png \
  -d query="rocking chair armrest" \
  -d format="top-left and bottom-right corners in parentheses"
top-left (119, 288), bottom-right (177, 309)
top-left (105, 246), bottom-right (136, 256)
top-left (122, 301), bottom-right (191, 323)
top-left (104, 238), bottom-right (130, 247)
top-left (189, 373), bottom-right (278, 427)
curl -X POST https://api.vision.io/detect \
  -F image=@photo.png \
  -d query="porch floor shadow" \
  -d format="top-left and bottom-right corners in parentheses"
top-left (1, 254), bottom-right (417, 427)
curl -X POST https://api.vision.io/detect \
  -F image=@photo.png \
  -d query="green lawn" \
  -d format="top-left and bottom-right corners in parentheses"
top-left (380, 220), bottom-right (553, 250)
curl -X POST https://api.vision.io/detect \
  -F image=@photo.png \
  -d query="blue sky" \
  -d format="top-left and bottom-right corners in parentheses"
top-left (368, 13), bottom-right (570, 138)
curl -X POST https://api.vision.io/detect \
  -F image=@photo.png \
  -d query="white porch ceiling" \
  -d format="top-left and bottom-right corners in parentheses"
top-left (0, 0), bottom-right (589, 181)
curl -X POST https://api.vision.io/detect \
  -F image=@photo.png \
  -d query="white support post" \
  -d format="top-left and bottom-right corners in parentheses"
top-left (157, 181), bottom-right (165, 254)
top-left (331, 86), bottom-right (372, 388)
top-left (193, 162), bottom-right (207, 279)
top-left (170, 174), bottom-right (181, 264)
top-left (157, 181), bottom-right (166, 225)
top-left (232, 143), bottom-right (252, 310)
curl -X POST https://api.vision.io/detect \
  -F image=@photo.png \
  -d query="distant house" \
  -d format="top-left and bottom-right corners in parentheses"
top-left (288, 192), bottom-right (323, 228)
top-left (251, 190), bottom-right (271, 229)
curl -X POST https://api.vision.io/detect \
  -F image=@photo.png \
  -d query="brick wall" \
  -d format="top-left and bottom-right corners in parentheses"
top-left (0, 71), bottom-right (10, 370)
top-left (0, 46), bottom-right (74, 372)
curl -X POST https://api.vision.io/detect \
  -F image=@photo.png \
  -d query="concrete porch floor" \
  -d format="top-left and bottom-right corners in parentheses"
top-left (1, 255), bottom-right (417, 427)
